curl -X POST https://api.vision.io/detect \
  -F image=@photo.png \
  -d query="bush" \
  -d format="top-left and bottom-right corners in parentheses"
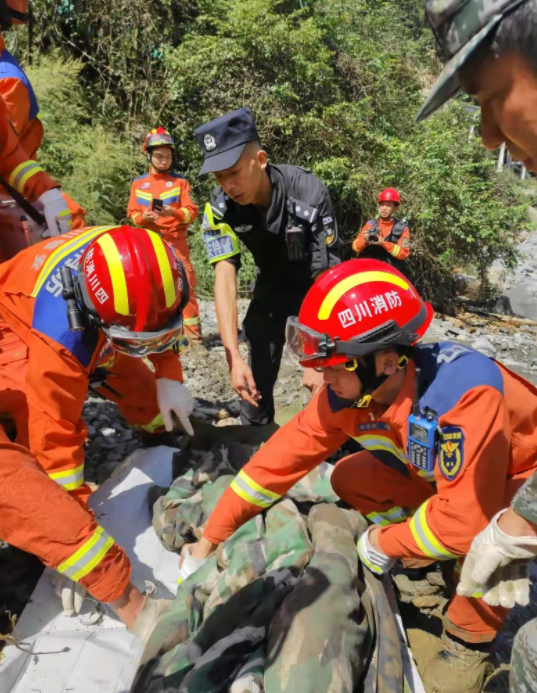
top-left (11, 0), bottom-right (531, 303)
top-left (24, 53), bottom-right (142, 226)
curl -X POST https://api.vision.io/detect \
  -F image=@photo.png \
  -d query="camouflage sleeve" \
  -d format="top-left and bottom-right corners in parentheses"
top-left (512, 472), bottom-right (537, 526)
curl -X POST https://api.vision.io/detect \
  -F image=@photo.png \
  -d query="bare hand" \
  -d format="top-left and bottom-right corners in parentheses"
top-left (302, 368), bottom-right (324, 395)
top-left (158, 205), bottom-right (175, 218)
top-left (230, 357), bottom-right (261, 407)
top-left (142, 208), bottom-right (159, 222)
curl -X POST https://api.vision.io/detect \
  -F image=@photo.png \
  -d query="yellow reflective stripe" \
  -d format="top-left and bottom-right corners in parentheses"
top-left (9, 160), bottom-right (44, 191)
top-left (137, 413), bottom-right (165, 433)
top-left (49, 463), bottom-right (85, 491)
top-left (318, 272), bottom-right (409, 320)
top-left (366, 506), bottom-right (408, 526)
top-left (231, 469), bottom-right (281, 508)
top-left (31, 226), bottom-right (115, 297)
top-left (409, 499), bottom-right (460, 560)
top-left (184, 317), bottom-right (200, 326)
top-left (147, 230), bottom-right (176, 308)
top-left (417, 468), bottom-right (436, 482)
top-left (57, 526), bottom-right (115, 582)
top-left (59, 208), bottom-right (71, 219)
top-left (353, 434), bottom-right (407, 464)
top-left (180, 207), bottom-right (191, 223)
top-left (96, 233), bottom-right (129, 316)
top-left (136, 190), bottom-right (153, 201)
top-left (231, 480), bottom-right (270, 508)
top-left (132, 212), bottom-right (142, 225)
top-left (160, 188), bottom-right (181, 199)
top-left (391, 245), bottom-right (401, 258)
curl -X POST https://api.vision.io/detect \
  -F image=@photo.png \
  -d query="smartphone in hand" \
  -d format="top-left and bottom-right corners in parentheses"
top-left (152, 198), bottom-right (164, 212)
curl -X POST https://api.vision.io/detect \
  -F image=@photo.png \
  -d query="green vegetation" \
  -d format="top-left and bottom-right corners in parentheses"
top-left (8, 0), bottom-right (531, 301)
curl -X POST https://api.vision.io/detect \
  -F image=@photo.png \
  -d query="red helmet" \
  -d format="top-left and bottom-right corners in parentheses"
top-left (0, 0), bottom-right (28, 26)
top-left (143, 127), bottom-right (175, 153)
top-left (286, 259), bottom-right (432, 369)
top-left (77, 226), bottom-right (188, 357)
top-left (378, 188), bottom-right (401, 205)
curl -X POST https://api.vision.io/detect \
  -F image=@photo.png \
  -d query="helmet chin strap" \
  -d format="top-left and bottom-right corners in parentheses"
top-left (346, 353), bottom-right (409, 408)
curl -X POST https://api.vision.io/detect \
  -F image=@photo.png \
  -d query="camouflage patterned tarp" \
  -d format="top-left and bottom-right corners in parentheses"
top-left (132, 441), bottom-right (403, 693)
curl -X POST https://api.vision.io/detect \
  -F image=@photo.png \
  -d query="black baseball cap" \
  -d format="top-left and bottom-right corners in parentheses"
top-left (194, 107), bottom-right (260, 176)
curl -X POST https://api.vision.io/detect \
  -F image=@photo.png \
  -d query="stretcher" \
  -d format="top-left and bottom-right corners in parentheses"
top-left (0, 445), bottom-right (425, 693)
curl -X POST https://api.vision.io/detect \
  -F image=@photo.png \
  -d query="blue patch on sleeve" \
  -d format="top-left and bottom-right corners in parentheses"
top-left (438, 426), bottom-right (465, 481)
top-left (133, 173), bottom-right (150, 182)
top-left (32, 250), bottom-right (99, 368)
top-left (414, 342), bottom-right (504, 417)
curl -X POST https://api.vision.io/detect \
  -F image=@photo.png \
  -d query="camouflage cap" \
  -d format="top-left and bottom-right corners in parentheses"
top-left (417, 0), bottom-right (529, 122)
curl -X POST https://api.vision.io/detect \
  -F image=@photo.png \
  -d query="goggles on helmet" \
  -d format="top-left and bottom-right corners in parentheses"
top-left (103, 312), bottom-right (183, 358)
top-left (286, 303), bottom-right (428, 365)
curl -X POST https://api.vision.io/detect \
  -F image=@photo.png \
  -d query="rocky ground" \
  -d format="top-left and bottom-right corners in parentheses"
top-left (2, 284), bottom-right (537, 688)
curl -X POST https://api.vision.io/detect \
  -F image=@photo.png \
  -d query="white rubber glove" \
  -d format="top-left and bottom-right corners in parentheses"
top-left (52, 573), bottom-right (87, 616)
top-left (156, 377), bottom-right (194, 436)
top-left (357, 526), bottom-right (396, 575)
top-left (178, 544), bottom-right (208, 583)
top-left (458, 509), bottom-right (537, 607)
top-left (35, 188), bottom-right (72, 236)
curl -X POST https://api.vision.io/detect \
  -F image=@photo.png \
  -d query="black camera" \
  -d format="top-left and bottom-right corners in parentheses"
top-left (368, 230), bottom-right (379, 243)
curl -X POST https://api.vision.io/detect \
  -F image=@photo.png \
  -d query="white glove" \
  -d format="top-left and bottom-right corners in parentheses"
top-left (35, 188), bottom-right (72, 236)
top-left (178, 544), bottom-right (208, 583)
top-left (357, 526), bottom-right (396, 575)
top-left (156, 377), bottom-right (194, 436)
top-left (458, 509), bottom-right (537, 608)
top-left (52, 573), bottom-right (87, 616)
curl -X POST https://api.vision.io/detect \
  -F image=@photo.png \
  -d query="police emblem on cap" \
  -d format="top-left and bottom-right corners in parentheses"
top-left (439, 426), bottom-right (465, 481)
top-left (204, 134), bottom-right (217, 152)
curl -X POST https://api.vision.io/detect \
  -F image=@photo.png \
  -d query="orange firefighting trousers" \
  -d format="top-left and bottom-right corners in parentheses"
top-left (331, 451), bottom-right (534, 643)
top-left (166, 234), bottom-right (200, 338)
top-left (0, 427), bottom-right (131, 602)
top-left (0, 321), bottom-right (162, 506)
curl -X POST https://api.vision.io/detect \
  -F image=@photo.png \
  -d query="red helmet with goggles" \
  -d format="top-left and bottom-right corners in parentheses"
top-left (286, 259), bottom-right (432, 369)
top-left (76, 226), bottom-right (189, 357)
top-left (143, 127), bottom-right (175, 153)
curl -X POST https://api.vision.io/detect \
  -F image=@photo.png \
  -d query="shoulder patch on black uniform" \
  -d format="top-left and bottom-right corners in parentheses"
top-left (438, 426), bottom-right (465, 481)
top-left (291, 199), bottom-right (318, 225)
top-left (402, 237), bottom-right (410, 249)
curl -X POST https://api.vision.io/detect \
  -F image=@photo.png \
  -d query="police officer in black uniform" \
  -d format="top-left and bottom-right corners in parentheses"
top-left (195, 107), bottom-right (343, 425)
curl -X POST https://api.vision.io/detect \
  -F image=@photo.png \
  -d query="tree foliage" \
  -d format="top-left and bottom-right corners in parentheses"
top-left (9, 0), bottom-right (531, 301)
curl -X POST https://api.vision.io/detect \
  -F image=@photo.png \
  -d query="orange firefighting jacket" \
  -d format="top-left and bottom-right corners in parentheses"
top-left (0, 92), bottom-right (57, 202)
top-left (0, 35), bottom-right (86, 227)
top-left (0, 227), bottom-right (183, 495)
top-left (352, 217), bottom-right (410, 262)
top-left (0, 34), bottom-right (43, 160)
top-left (203, 342), bottom-right (537, 562)
top-left (127, 170), bottom-right (199, 241)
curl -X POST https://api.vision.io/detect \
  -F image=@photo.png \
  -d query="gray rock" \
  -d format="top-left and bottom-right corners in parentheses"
top-left (471, 336), bottom-right (497, 359)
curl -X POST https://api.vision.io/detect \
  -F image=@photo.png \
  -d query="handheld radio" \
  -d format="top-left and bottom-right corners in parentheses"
top-left (407, 368), bottom-right (440, 473)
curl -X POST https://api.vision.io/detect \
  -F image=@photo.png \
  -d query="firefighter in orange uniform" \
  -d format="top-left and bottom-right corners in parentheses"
top-left (352, 188), bottom-right (410, 273)
top-left (128, 128), bottom-right (201, 341)
top-left (0, 0), bottom-right (84, 230)
top-left (0, 425), bottom-right (171, 639)
top-left (0, 225), bottom-right (195, 508)
top-left (182, 259), bottom-right (537, 692)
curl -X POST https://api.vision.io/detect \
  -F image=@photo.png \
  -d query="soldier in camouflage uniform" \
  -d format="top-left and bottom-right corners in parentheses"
top-left (419, 1), bottom-right (537, 691)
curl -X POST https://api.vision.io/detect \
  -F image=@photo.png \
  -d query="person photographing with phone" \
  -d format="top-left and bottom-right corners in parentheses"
top-left (128, 128), bottom-right (202, 342)
top-left (352, 188), bottom-right (411, 275)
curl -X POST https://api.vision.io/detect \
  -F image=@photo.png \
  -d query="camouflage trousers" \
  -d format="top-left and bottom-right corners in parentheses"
top-left (132, 442), bottom-right (403, 693)
top-left (510, 617), bottom-right (537, 693)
